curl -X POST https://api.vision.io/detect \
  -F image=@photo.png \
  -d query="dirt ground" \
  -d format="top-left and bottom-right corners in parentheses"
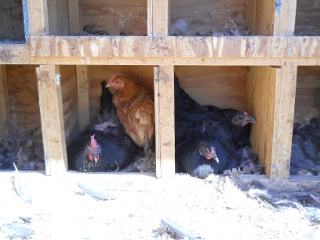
top-left (0, 171), bottom-right (319, 240)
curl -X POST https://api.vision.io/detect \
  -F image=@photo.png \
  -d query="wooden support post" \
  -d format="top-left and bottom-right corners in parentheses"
top-left (246, 0), bottom-right (297, 36)
top-left (68, 0), bottom-right (82, 34)
top-left (273, 63), bottom-right (297, 179)
top-left (26, 0), bottom-right (50, 35)
top-left (247, 66), bottom-right (280, 179)
top-left (154, 65), bottom-right (175, 178)
top-left (246, 0), bottom-right (275, 35)
top-left (37, 65), bottom-right (68, 175)
top-left (76, 65), bottom-right (90, 133)
top-left (0, 65), bottom-right (10, 138)
top-left (247, 65), bottom-right (297, 180)
top-left (148, 0), bottom-right (170, 36)
top-left (273, 0), bottom-right (297, 36)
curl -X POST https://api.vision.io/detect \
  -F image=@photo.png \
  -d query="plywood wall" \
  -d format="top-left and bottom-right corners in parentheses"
top-left (60, 65), bottom-right (78, 145)
top-left (0, 0), bottom-right (25, 42)
top-left (81, 0), bottom-right (147, 36)
top-left (295, 0), bottom-right (320, 36)
top-left (88, 65), bottom-right (154, 123)
top-left (294, 66), bottom-right (320, 123)
top-left (47, 0), bottom-right (70, 35)
top-left (6, 65), bottom-right (41, 137)
top-left (174, 66), bottom-right (247, 111)
top-left (170, 0), bottom-right (247, 36)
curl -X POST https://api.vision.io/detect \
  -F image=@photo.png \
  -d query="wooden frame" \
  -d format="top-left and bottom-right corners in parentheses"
top-left (0, 0), bottom-right (319, 180)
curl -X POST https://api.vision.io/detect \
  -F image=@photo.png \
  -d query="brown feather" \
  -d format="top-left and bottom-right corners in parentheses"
top-left (108, 76), bottom-right (155, 152)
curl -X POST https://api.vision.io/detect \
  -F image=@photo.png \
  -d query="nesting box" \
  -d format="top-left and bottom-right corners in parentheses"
top-left (0, 0), bottom-right (319, 181)
top-left (0, 65), bottom-right (44, 170)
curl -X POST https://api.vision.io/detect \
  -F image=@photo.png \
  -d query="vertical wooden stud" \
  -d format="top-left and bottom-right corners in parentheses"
top-left (247, 65), bottom-right (297, 180)
top-left (273, 0), bottom-right (297, 36)
top-left (26, 0), bottom-right (50, 35)
top-left (148, 0), bottom-right (170, 36)
top-left (247, 66), bottom-right (280, 179)
top-left (0, 65), bottom-right (10, 138)
top-left (246, 0), bottom-right (297, 36)
top-left (273, 63), bottom-right (297, 179)
top-left (154, 65), bottom-right (175, 178)
top-left (76, 65), bottom-right (90, 133)
top-left (37, 65), bottom-right (68, 175)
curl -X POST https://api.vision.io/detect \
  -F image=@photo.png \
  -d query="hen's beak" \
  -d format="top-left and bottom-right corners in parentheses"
top-left (212, 152), bottom-right (219, 163)
top-left (244, 115), bottom-right (256, 125)
top-left (105, 83), bottom-right (111, 88)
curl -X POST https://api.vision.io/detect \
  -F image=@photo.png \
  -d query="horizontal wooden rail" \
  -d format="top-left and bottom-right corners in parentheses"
top-left (0, 36), bottom-right (320, 65)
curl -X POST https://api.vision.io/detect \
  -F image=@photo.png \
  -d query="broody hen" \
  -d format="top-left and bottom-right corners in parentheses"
top-left (68, 129), bottom-right (140, 172)
top-left (106, 75), bottom-right (155, 153)
top-left (176, 119), bottom-right (244, 179)
top-left (174, 74), bottom-right (256, 148)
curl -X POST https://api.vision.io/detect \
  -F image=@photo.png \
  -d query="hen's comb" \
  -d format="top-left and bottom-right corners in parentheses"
top-left (109, 75), bottom-right (118, 83)
top-left (244, 111), bottom-right (248, 116)
top-left (90, 135), bottom-right (99, 150)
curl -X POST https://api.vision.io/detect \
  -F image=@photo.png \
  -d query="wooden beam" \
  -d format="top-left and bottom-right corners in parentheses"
top-left (37, 65), bottom-right (68, 175)
top-left (148, 0), bottom-right (170, 36)
top-left (246, 0), bottom-right (275, 35)
top-left (247, 66), bottom-right (281, 179)
top-left (0, 65), bottom-right (10, 138)
top-left (26, 0), bottom-right (49, 35)
top-left (76, 65), bottom-right (90, 133)
top-left (28, 36), bottom-right (320, 58)
top-left (68, 0), bottom-right (82, 34)
top-left (1, 36), bottom-right (320, 65)
top-left (154, 65), bottom-right (175, 178)
top-left (273, 63), bottom-right (297, 179)
top-left (273, 0), bottom-right (297, 36)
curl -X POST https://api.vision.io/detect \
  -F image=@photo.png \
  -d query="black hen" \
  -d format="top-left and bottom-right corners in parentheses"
top-left (176, 119), bottom-right (244, 179)
top-left (174, 75), bottom-right (255, 148)
top-left (68, 129), bottom-right (141, 172)
top-left (93, 81), bottom-right (124, 136)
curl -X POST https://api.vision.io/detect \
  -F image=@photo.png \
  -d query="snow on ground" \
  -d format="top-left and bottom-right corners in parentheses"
top-left (0, 172), bottom-right (319, 240)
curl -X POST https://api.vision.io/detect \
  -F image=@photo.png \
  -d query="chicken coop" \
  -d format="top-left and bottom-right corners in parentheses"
top-left (0, 0), bottom-right (319, 181)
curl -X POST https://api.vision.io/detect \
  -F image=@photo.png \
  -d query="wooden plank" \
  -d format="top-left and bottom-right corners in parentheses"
top-left (60, 66), bottom-right (78, 146)
top-left (1, 37), bottom-right (320, 65)
top-left (81, 0), bottom-right (147, 36)
top-left (273, 0), bottom-right (297, 36)
top-left (175, 66), bottom-right (247, 110)
top-left (170, 0), bottom-right (246, 36)
top-left (0, 65), bottom-right (10, 138)
top-left (26, 0), bottom-right (49, 35)
top-left (246, 66), bottom-right (280, 179)
top-left (27, 36), bottom-right (320, 59)
top-left (36, 65), bottom-right (68, 175)
top-left (246, 0), bottom-right (274, 35)
top-left (247, 0), bottom-right (297, 36)
top-left (76, 65), bottom-right (90, 133)
top-left (273, 63), bottom-right (297, 179)
top-left (154, 65), bottom-right (175, 178)
top-left (6, 65), bottom-right (41, 137)
top-left (148, 0), bottom-right (170, 36)
top-left (68, 0), bottom-right (81, 34)
top-left (47, 0), bottom-right (70, 35)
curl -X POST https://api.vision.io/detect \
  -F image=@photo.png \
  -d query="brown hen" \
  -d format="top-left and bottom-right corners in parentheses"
top-left (106, 75), bottom-right (155, 153)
